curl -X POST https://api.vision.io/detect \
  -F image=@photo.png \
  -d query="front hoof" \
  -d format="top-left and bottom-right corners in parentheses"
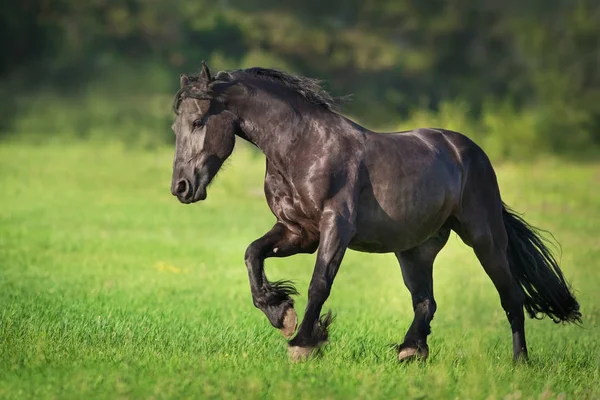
top-left (280, 307), bottom-right (298, 339)
top-left (398, 345), bottom-right (429, 363)
top-left (288, 345), bottom-right (316, 362)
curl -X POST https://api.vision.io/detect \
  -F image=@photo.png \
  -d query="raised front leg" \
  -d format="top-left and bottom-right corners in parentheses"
top-left (245, 223), bottom-right (317, 338)
top-left (288, 209), bottom-right (356, 361)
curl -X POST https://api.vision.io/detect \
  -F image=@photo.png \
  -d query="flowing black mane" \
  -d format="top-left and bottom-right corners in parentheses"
top-left (173, 67), bottom-right (337, 113)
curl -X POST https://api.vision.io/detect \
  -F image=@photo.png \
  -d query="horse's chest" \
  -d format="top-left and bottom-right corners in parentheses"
top-left (265, 175), bottom-right (319, 237)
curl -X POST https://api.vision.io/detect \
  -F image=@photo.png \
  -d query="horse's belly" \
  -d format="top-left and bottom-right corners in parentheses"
top-left (349, 213), bottom-right (449, 253)
top-left (349, 185), bottom-right (456, 253)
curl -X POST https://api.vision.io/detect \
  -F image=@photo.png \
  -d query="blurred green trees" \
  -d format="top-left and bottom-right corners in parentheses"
top-left (1, 0), bottom-right (599, 156)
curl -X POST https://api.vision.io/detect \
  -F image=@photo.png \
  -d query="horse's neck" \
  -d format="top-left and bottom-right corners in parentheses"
top-left (235, 104), bottom-right (310, 168)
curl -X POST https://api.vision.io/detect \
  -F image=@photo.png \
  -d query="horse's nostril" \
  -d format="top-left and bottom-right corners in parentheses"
top-left (176, 180), bottom-right (187, 194)
top-left (174, 179), bottom-right (191, 198)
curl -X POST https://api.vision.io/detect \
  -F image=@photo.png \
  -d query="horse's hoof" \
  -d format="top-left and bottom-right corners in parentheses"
top-left (288, 345), bottom-right (315, 362)
top-left (280, 307), bottom-right (298, 339)
top-left (513, 350), bottom-right (529, 364)
top-left (398, 346), bottom-right (429, 362)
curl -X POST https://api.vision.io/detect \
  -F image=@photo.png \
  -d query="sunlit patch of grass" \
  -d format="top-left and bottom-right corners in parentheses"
top-left (1, 142), bottom-right (599, 399)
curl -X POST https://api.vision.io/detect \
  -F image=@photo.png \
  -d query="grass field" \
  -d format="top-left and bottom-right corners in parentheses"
top-left (1, 142), bottom-right (599, 399)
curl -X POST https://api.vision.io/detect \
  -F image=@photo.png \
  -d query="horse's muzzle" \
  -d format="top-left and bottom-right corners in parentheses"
top-left (172, 177), bottom-right (208, 204)
top-left (172, 178), bottom-right (193, 202)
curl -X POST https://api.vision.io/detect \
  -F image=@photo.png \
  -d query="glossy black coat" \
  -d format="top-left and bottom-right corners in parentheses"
top-left (170, 62), bottom-right (580, 362)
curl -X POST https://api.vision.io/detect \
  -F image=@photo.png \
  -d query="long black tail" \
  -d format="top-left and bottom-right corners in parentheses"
top-left (502, 204), bottom-right (581, 323)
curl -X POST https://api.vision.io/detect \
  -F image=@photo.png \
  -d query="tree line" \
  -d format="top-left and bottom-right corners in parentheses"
top-left (1, 0), bottom-right (599, 155)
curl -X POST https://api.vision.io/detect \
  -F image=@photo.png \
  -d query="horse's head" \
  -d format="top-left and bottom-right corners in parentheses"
top-left (171, 62), bottom-right (238, 203)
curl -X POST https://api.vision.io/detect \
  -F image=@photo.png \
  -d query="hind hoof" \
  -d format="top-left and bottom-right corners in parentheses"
top-left (398, 345), bottom-right (429, 362)
top-left (288, 345), bottom-right (316, 362)
top-left (280, 307), bottom-right (298, 339)
top-left (513, 349), bottom-right (529, 363)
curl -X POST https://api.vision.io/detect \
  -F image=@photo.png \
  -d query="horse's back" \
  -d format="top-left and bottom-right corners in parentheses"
top-left (363, 127), bottom-right (469, 195)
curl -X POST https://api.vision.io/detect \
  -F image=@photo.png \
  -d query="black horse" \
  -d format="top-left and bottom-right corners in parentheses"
top-left (170, 62), bottom-right (580, 362)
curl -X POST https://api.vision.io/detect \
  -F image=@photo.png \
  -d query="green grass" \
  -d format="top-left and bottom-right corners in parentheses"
top-left (1, 142), bottom-right (599, 399)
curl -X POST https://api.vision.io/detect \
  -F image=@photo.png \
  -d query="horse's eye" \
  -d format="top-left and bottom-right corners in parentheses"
top-left (192, 118), bottom-right (204, 129)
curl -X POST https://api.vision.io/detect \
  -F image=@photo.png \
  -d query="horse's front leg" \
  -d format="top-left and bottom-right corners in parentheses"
top-left (245, 222), bottom-right (317, 338)
top-left (288, 209), bottom-right (355, 361)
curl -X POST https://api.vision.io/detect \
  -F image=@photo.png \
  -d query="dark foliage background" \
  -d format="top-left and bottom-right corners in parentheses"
top-left (2, 0), bottom-right (599, 157)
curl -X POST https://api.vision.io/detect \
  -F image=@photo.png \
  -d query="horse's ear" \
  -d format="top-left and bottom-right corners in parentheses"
top-left (180, 74), bottom-right (190, 88)
top-left (200, 61), bottom-right (212, 85)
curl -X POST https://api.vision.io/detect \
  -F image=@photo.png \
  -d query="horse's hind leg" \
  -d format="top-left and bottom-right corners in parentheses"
top-left (456, 212), bottom-right (528, 361)
top-left (395, 227), bottom-right (450, 362)
top-left (453, 170), bottom-right (528, 360)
